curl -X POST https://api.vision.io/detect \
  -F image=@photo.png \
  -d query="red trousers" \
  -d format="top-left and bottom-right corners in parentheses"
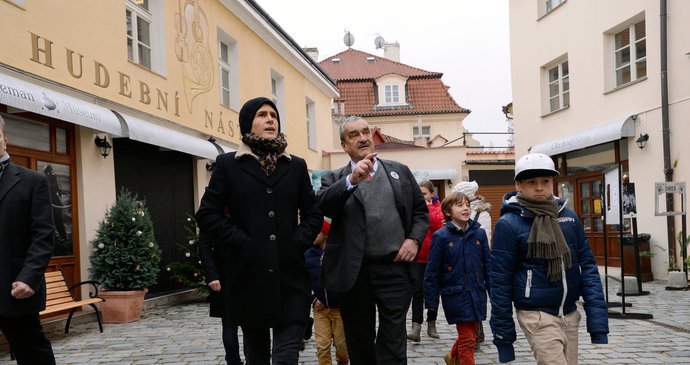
top-left (451, 322), bottom-right (478, 365)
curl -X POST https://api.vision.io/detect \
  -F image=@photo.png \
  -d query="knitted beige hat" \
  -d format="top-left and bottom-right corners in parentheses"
top-left (452, 181), bottom-right (479, 200)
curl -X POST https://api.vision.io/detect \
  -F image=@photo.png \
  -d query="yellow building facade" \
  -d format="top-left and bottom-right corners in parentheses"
top-left (0, 0), bottom-right (337, 293)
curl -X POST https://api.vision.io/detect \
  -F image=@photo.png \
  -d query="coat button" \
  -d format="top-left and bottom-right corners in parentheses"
top-left (267, 187), bottom-right (273, 194)
top-left (268, 211), bottom-right (275, 218)
top-left (269, 234), bottom-right (276, 241)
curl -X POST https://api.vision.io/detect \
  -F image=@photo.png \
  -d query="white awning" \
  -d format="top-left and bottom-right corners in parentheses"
top-left (0, 71), bottom-right (124, 136)
top-left (530, 116), bottom-right (635, 156)
top-left (116, 111), bottom-right (220, 160)
top-left (413, 168), bottom-right (458, 181)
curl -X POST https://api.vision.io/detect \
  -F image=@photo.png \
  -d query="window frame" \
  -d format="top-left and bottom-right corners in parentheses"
top-left (412, 125), bottom-right (431, 143)
top-left (270, 70), bottom-right (285, 134)
top-left (217, 28), bottom-right (239, 110)
top-left (543, 57), bottom-right (570, 114)
top-left (613, 19), bottom-right (646, 87)
top-left (384, 84), bottom-right (400, 104)
top-left (305, 98), bottom-right (316, 151)
top-left (126, 0), bottom-right (153, 69)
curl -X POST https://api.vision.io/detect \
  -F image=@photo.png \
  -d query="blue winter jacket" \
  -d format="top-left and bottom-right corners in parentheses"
top-left (490, 191), bottom-right (609, 363)
top-left (424, 219), bottom-right (490, 324)
top-left (305, 246), bottom-right (339, 308)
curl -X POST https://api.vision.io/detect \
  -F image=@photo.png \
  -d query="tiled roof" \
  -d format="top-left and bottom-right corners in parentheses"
top-left (320, 48), bottom-right (470, 117)
top-left (318, 49), bottom-right (440, 81)
top-left (337, 79), bottom-right (470, 116)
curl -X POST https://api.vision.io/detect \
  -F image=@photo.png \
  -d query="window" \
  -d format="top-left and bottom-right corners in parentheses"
top-left (546, 59), bottom-right (569, 113)
top-left (614, 20), bottom-right (646, 87)
top-left (126, 0), bottom-right (152, 68)
top-left (270, 70), bottom-right (285, 133)
top-left (384, 85), bottom-right (400, 103)
top-left (413, 126), bottom-right (431, 142)
top-left (544, 0), bottom-right (565, 14)
top-left (217, 29), bottom-right (239, 110)
top-left (306, 99), bottom-right (316, 150)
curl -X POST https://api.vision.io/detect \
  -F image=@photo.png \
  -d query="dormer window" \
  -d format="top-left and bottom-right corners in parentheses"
top-left (375, 74), bottom-right (408, 108)
top-left (384, 85), bottom-right (400, 103)
top-left (331, 58), bottom-right (341, 63)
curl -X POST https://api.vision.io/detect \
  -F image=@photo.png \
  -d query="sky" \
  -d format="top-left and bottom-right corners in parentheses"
top-left (256, 0), bottom-right (513, 148)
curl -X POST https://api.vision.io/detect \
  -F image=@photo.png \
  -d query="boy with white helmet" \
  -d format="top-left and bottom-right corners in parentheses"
top-left (489, 153), bottom-right (608, 364)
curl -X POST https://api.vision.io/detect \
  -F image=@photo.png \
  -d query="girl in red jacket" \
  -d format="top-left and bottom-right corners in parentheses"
top-left (407, 180), bottom-right (445, 341)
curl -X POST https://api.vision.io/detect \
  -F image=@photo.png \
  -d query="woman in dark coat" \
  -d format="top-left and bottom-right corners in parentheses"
top-left (196, 97), bottom-right (322, 365)
top-left (198, 229), bottom-right (243, 365)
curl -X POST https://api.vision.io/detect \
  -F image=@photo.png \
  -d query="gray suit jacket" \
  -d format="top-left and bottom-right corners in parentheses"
top-left (0, 162), bottom-right (55, 315)
top-left (317, 158), bottom-right (429, 292)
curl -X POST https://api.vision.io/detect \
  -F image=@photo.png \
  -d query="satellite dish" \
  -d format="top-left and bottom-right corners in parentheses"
top-left (343, 31), bottom-right (355, 48)
top-left (374, 35), bottom-right (385, 49)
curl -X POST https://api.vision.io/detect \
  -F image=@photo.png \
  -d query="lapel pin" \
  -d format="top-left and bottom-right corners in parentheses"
top-left (390, 171), bottom-right (399, 180)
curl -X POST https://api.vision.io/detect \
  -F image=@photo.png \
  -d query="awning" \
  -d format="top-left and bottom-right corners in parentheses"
top-left (413, 168), bottom-right (458, 181)
top-left (0, 71), bottom-right (124, 136)
top-left (530, 116), bottom-right (635, 156)
top-left (115, 111), bottom-right (220, 160)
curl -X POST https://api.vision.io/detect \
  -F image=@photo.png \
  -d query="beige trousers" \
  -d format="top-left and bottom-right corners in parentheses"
top-left (517, 309), bottom-right (582, 365)
top-left (313, 307), bottom-right (349, 365)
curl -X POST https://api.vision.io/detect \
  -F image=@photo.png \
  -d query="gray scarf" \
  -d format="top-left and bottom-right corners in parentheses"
top-left (516, 193), bottom-right (572, 282)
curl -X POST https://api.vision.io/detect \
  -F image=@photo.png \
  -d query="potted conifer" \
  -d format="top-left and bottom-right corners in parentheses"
top-left (89, 190), bottom-right (162, 323)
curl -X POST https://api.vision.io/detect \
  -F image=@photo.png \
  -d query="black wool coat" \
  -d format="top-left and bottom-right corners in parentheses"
top-left (0, 162), bottom-right (55, 315)
top-left (196, 151), bottom-right (321, 328)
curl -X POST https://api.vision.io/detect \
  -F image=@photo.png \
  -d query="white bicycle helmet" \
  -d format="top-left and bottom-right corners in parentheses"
top-left (514, 153), bottom-right (559, 181)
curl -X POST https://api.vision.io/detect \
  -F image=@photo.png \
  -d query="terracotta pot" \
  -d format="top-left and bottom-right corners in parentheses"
top-left (99, 289), bottom-right (147, 323)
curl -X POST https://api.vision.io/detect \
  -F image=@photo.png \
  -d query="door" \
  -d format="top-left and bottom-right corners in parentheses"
top-left (576, 174), bottom-right (619, 266)
top-left (3, 114), bottom-right (81, 295)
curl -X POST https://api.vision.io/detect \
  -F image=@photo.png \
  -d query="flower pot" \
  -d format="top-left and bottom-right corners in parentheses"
top-left (99, 289), bottom-right (147, 323)
top-left (621, 233), bottom-right (653, 282)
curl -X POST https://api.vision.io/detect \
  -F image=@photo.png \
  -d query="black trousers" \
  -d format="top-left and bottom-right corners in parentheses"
top-left (0, 313), bottom-right (55, 365)
top-left (410, 262), bottom-right (437, 324)
top-left (241, 323), bottom-right (304, 365)
top-left (339, 259), bottom-right (413, 365)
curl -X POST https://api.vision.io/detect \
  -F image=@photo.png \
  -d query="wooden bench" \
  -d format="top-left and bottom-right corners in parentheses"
top-left (40, 271), bottom-right (105, 333)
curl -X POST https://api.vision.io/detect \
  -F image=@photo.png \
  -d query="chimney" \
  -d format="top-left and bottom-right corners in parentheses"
top-left (384, 42), bottom-right (400, 62)
top-left (303, 47), bottom-right (319, 61)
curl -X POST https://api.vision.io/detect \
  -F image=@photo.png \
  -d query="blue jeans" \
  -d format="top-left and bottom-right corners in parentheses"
top-left (222, 319), bottom-right (242, 365)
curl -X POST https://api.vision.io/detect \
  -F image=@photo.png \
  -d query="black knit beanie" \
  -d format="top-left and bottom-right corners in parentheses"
top-left (239, 97), bottom-right (280, 136)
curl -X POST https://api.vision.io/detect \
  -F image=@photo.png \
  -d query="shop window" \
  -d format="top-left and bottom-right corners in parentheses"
top-left (38, 161), bottom-right (74, 256)
top-left (3, 116), bottom-right (50, 152)
top-left (565, 142), bottom-right (615, 175)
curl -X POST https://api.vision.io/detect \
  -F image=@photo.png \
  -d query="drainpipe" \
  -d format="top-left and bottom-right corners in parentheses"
top-left (660, 0), bottom-right (676, 266)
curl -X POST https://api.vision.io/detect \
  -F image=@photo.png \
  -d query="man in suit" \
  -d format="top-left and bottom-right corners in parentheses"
top-left (318, 116), bottom-right (429, 364)
top-left (0, 116), bottom-right (56, 364)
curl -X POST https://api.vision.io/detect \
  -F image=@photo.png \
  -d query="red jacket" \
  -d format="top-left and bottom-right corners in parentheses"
top-left (417, 201), bottom-right (444, 263)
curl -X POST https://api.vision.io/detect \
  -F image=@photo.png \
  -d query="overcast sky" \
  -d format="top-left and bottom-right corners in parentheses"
top-left (256, 0), bottom-right (513, 147)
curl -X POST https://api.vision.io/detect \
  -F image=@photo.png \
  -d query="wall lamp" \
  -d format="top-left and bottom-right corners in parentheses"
top-left (94, 135), bottom-right (112, 158)
top-left (635, 133), bottom-right (649, 150)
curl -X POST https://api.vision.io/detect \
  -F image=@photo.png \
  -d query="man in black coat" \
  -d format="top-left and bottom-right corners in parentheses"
top-left (318, 116), bottom-right (429, 364)
top-left (196, 97), bottom-right (321, 365)
top-left (0, 116), bottom-right (56, 364)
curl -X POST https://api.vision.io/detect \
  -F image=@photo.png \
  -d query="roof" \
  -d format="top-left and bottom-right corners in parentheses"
top-left (371, 127), bottom-right (421, 149)
top-left (319, 48), bottom-right (469, 117)
top-left (318, 48), bottom-right (441, 81)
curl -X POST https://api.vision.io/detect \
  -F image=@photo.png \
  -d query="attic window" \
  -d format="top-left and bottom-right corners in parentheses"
top-left (331, 58), bottom-right (341, 63)
top-left (366, 57), bottom-right (376, 62)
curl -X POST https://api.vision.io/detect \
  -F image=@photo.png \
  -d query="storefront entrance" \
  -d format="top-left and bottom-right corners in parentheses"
top-left (2, 112), bottom-right (81, 295)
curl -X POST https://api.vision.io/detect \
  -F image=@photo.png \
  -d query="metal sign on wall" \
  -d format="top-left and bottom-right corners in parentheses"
top-left (655, 182), bottom-right (686, 216)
